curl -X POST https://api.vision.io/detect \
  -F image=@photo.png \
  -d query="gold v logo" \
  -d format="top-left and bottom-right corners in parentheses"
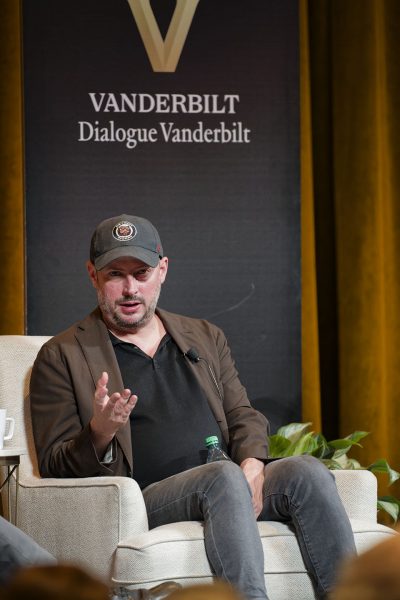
top-left (126, 0), bottom-right (200, 72)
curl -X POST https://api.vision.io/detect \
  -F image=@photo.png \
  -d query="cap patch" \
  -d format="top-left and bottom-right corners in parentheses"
top-left (112, 221), bottom-right (137, 241)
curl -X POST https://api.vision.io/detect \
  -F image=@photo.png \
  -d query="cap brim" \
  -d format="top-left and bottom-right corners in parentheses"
top-left (94, 246), bottom-right (160, 269)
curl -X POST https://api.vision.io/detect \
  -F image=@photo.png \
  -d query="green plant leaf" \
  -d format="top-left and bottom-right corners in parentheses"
top-left (322, 458), bottom-right (345, 470)
top-left (288, 431), bottom-right (319, 456)
top-left (328, 438), bottom-right (365, 459)
top-left (275, 422), bottom-right (312, 443)
top-left (377, 496), bottom-right (400, 522)
top-left (344, 431), bottom-right (370, 444)
top-left (368, 460), bottom-right (400, 486)
top-left (308, 433), bottom-right (329, 459)
top-left (319, 446), bottom-right (336, 459)
top-left (329, 438), bottom-right (362, 449)
top-left (333, 454), bottom-right (356, 469)
top-left (313, 433), bottom-right (328, 446)
top-left (379, 494), bottom-right (400, 506)
top-left (326, 432), bottom-right (370, 460)
top-left (268, 435), bottom-right (291, 457)
top-left (343, 457), bottom-right (363, 469)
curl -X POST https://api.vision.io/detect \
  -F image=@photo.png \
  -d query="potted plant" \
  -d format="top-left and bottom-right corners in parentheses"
top-left (268, 422), bottom-right (400, 522)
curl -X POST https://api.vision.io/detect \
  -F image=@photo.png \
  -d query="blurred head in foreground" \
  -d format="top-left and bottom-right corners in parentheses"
top-left (1, 564), bottom-right (109, 600)
top-left (331, 531), bottom-right (400, 600)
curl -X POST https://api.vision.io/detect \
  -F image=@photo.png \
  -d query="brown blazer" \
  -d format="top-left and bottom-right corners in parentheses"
top-left (30, 307), bottom-right (269, 478)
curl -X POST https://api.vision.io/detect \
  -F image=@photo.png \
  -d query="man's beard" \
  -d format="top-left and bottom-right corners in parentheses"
top-left (98, 286), bottom-right (161, 334)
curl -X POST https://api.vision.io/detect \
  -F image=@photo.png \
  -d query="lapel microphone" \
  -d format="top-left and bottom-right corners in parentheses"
top-left (185, 347), bottom-right (201, 363)
top-left (184, 347), bottom-right (223, 401)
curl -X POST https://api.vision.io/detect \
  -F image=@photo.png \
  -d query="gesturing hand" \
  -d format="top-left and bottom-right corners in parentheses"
top-left (90, 371), bottom-right (138, 454)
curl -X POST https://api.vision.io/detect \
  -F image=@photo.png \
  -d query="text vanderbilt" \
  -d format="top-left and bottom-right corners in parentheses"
top-left (78, 120), bottom-right (251, 149)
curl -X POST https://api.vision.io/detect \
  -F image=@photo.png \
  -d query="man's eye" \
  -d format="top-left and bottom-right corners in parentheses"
top-left (109, 271), bottom-right (122, 277)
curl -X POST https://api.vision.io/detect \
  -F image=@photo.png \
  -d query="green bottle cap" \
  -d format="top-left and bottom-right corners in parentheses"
top-left (205, 435), bottom-right (219, 447)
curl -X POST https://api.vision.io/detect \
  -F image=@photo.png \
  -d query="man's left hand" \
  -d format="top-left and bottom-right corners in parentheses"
top-left (240, 457), bottom-right (265, 518)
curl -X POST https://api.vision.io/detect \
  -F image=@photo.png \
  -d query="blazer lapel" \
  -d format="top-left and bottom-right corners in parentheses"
top-left (75, 309), bottom-right (133, 472)
top-left (157, 309), bottom-right (228, 434)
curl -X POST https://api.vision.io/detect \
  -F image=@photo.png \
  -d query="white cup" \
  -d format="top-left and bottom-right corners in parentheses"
top-left (0, 409), bottom-right (15, 450)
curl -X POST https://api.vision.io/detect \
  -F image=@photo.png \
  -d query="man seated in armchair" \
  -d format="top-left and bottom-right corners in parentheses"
top-left (30, 214), bottom-right (356, 600)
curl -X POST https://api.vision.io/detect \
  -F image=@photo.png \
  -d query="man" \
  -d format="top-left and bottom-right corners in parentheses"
top-left (30, 214), bottom-right (356, 600)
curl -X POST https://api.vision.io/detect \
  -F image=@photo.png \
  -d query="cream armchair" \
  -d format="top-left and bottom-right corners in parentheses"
top-left (0, 335), bottom-right (395, 599)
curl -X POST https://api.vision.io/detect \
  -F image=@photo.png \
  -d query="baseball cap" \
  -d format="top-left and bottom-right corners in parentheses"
top-left (90, 215), bottom-right (163, 269)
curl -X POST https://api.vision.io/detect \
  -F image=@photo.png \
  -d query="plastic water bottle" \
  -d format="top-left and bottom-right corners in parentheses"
top-left (205, 435), bottom-right (231, 462)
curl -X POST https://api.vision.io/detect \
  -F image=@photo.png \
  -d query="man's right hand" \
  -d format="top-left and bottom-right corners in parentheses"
top-left (89, 371), bottom-right (138, 455)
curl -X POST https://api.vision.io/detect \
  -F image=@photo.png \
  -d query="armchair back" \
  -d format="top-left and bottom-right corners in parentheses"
top-left (0, 335), bottom-right (51, 479)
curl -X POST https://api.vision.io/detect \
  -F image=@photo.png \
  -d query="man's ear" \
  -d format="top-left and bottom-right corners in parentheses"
top-left (86, 261), bottom-right (98, 288)
top-left (159, 256), bottom-right (168, 284)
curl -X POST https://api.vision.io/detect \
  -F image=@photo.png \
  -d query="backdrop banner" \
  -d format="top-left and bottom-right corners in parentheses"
top-left (22, 0), bottom-right (300, 431)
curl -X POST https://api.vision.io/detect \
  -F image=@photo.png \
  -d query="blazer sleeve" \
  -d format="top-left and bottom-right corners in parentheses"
top-left (30, 342), bottom-right (122, 478)
top-left (210, 325), bottom-right (270, 465)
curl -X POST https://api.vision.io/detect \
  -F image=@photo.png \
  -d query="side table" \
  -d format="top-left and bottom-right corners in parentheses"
top-left (0, 447), bottom-right (28, 524)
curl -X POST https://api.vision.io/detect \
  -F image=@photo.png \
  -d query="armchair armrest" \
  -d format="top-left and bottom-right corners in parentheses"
top-left (333, 469), bottom-right (378, 522)
top-left (16, 473), bottom-right (149, 580)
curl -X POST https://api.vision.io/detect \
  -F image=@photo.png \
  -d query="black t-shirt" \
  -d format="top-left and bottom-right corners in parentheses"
top-left (111, 333), bottom-right (224, 489)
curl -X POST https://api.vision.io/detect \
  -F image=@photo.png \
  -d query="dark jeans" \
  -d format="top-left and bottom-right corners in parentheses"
top-left (143, 456), bottom-right (356, 600)
top-left (0, 516), bottom-right (56, 584)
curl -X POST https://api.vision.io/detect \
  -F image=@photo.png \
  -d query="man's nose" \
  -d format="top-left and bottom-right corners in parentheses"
top-left (123, 275), bottom-right (138, 294)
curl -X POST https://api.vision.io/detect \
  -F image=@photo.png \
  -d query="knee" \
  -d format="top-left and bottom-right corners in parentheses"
top-left (204, 461), bottom-right (250, 493)
top-left (271, 455), bottom-right (335, 493)
top-left (205, 459), bottom-right (244, 479)
top-left (285, 455), bottom-right (333, 480)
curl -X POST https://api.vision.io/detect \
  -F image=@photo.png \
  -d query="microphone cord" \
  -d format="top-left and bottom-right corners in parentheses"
top-left (184, 347), bottom-right (223, 401)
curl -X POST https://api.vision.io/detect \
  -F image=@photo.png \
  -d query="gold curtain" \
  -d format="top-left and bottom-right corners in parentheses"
top-left (0, 0), bottom-right (24, 335)
top-left (302, 0), bottom-right (400, 502)
top-left (2, 1), bottom-right (400, 500)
